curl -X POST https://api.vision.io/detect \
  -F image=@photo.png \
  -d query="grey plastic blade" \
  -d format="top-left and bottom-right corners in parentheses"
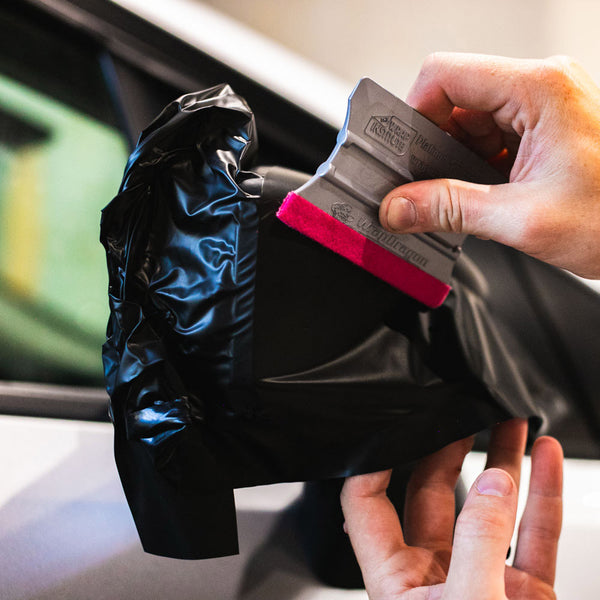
top-left (296, 77), bottom-right (507, 285)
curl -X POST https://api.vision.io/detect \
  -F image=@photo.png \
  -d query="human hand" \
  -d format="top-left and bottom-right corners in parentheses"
top-left (379, 52), bottom-right (600, 279)
top-left (340, 419), bottom-right (563, 599)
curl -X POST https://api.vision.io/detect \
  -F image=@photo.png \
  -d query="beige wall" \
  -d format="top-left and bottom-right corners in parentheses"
top-left (199, 0), bottom-right (600, 98)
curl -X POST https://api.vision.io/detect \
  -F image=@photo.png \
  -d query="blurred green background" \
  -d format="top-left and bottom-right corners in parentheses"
top-left (0, 73), bottom-right (127, 384)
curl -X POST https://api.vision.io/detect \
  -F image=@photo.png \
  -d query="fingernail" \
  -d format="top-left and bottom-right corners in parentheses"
top-left (385, 196), bottom-right (417, 231)
top-left (475, 469), bottom-right (513, 497)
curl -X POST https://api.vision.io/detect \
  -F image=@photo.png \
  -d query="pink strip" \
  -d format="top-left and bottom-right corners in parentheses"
top-left (276, 192), bottom-right (451, 308)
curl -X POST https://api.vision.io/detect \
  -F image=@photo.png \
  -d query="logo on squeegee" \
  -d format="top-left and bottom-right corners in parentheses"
top-left (365, 115), bottom-right (416, 156)
top-left (331, 202), bottom-right (355, 224)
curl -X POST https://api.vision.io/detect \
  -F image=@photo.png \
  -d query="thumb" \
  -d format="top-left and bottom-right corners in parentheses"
top-left (380, 178), bottom-right (522, 243)
top-left (442, 468), bottom-right (517, 600)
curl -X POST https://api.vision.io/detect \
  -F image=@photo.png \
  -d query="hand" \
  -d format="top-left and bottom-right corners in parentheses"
top-left (340, 419), bottom-right (563, 599)
top-left (379, 52), bottom-right (600, 279)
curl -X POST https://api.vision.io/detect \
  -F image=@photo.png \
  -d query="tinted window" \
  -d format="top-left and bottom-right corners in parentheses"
top-left (0, 7), bottom-right (128, 386)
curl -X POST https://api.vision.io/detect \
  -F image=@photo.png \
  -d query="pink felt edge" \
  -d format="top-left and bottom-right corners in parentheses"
top-left (276, 192), bottom-right (451, 308)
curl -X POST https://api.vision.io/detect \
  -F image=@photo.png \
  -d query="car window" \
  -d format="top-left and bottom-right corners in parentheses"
top-left (0, 9), bottom-right (128, 387)
top-left (0, 0), bottom-right (331, 399)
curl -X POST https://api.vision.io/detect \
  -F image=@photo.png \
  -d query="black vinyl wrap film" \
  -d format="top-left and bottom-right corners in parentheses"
top-left (101, 84), bottom-right (581, 559)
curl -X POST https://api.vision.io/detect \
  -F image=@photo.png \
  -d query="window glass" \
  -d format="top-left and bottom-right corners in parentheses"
top-left (0, 71), bottom-right (128, 385)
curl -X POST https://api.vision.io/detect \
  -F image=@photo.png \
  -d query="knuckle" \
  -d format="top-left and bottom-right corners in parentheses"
top-left (422, 51), bottom-right (441, 69)
top-left (421, 51), bottom-right (450, 75)
top-left (455, 505), bottom-right (509, 541)
top-left (537, 56), bottom-right (580, 95)
top-left (547, 54), bottom-right (581, 73)
top-left (512, 572), bottom-right (557, 600)
top-left (431, 180), bottom-right (465, 232)
top-left (519, 516), bottom-right (562, 543)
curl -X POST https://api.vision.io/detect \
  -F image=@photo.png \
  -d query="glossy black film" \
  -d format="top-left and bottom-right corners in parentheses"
top-left (101, 84), bottom-right (586, 560)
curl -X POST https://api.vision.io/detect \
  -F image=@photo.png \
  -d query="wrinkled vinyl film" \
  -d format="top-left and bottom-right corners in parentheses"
top-left (101, 84), bottom-right (576, 560)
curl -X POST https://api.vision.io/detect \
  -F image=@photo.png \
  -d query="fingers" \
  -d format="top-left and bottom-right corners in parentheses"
top-left (403, 437), bottom-right (474, 564)
top-left (378, 53), bottom-right (548, 246)
top-left (513, 436), bottom-right (564, 586)
top-left (405, 52), bottom-right (540, 131)
top-left (379, 177), bottom-right (531, 246)
top-left (401, 420), bottom-right (524, 556)
top-left (485, 418), bottom-right (529, 489)
top-left (445, 108), bottom-right (520, 178)
top-left (386, 52), bottom-right (600, 279)
top-left (443, 468), bottom-right (518, 599)
top-left (445, 108), bottom-right (507, 160)
top-left (340, 469), bottom-right (406, 585)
